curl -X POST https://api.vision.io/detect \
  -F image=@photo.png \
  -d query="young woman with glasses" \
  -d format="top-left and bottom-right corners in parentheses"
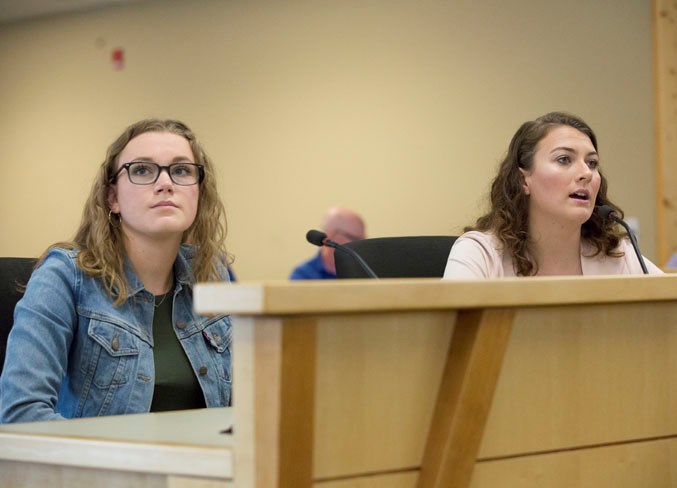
top-left (0, 119), bottom-right (233, 423)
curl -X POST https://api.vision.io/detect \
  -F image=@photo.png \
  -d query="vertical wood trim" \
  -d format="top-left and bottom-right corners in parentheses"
top-left (653, 0), bottom-right (677, 264)
top-left (232, 316), bottom-right (279, 488)
top-left (417, 308), bottom-right (515, 488)
top-left (653, 0), bottom-right (664, 263)
top-left (232, 316), bottom-right (316, 488)
top-left (278, 318), bottom-right (316, 487)
top-left (654, 0), bottom-right (666, 263)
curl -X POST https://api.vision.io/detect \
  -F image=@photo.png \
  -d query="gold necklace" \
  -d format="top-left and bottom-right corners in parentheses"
top-left (154, 292), bottom-right (171, 308)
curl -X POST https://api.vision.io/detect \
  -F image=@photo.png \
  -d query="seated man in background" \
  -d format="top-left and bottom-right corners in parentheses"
top-left (290, 206), bottom-right (366, 280)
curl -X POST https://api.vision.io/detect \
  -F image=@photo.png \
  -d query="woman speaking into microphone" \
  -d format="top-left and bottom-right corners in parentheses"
top-left (443, 111), bottom-right (662, 279)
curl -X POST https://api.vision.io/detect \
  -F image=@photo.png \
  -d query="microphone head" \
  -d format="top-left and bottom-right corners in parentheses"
top-left (306, 229), bottom-right (327, 247)
top-left (596, 205), bottom-right (616, 221)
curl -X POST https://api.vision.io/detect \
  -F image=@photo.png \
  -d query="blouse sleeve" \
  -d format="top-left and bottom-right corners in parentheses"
top-left (619, 238), bottom-right (664, 275)
top-left (443, 231), bottom-right (504, 279)
top-left (640, 255), bottom-right (664, 275)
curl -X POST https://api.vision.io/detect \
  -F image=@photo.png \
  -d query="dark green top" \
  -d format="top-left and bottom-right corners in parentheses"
top-left (150, 292), bottom-right (206, 412)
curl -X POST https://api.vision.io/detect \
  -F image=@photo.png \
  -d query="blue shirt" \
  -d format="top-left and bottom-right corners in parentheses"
top-left (289, 252), bottom-right (335, 280)
top-left (0, 245), bottom-right (232, 423)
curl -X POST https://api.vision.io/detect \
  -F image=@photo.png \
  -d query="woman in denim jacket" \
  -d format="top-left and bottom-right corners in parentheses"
top-left (0, 119), bottom-right (232, 423)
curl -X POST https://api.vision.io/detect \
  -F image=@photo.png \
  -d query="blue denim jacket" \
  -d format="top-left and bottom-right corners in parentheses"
top-left (0, 246), bottom-right (232, 423)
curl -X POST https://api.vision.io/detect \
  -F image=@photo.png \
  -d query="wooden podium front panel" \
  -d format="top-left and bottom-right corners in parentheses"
top-left (479, 301), bottom-right (677, 458)
top-left (464, 301), bottom-right (677, 487)
top-left (232, 310), bottom-right (456, 485)
top-left (471, 437), bottom-right (677, 487)
top-left (192, 277), bottom-right (677, 487)
top-left (313, 311), bottom-right (455, 478)
top-left (320, 471), bottom-right (420, 487)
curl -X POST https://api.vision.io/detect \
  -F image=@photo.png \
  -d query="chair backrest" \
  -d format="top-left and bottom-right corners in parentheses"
top-left (0, 257), bottom-right (37, 376)
top-left (334, 236), bottom-right (457, 279)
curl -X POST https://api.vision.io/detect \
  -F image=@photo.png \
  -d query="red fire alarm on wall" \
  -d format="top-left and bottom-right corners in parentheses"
top-left (111, 48), bottom-right (124, 70)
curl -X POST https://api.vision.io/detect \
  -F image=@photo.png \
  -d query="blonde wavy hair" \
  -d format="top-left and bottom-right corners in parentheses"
top-left (43, 119), bottom-right (229, 305)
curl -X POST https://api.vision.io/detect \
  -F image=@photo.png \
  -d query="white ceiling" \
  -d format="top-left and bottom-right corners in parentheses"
top-left (0, 0), bottom-right (146, 24)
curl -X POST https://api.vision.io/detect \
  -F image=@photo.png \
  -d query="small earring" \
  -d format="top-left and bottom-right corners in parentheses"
top-left (108, 209), bottom-right (121, 226)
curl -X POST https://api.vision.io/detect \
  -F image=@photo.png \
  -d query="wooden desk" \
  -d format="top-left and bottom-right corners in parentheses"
top-left (0, 407), bottom-right (234, 487)
top-left (1, 276), bottom-right (676, 488)
top-left (194, 276), bottom-right (677, 488)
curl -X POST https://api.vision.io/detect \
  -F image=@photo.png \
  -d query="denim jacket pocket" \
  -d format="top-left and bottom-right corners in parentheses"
top-left (82, 320), bottom-right (141, 389)
top-left (201, 316), bottom-right (232, 382)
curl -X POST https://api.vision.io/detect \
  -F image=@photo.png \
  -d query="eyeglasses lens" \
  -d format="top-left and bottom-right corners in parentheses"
top-left (127, 162), bottom-right (200, 185)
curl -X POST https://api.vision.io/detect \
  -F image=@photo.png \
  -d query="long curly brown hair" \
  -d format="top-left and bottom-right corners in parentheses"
top-left (468, 111), bottom-right (625, 276)
top-left (43, 119), bottom-right (229, 304)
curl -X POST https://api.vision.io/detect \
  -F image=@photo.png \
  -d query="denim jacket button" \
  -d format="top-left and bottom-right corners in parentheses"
top-left (199, 366), bottom-right (208, 376)
top-left (111, 334), bottom-right (120, 352)
top-left (176, 321), bottom-right (186, 329)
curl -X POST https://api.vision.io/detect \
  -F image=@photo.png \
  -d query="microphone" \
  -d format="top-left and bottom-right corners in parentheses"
top-left (596, 205), bottom-right (648, 274)
top-left (305, 229), bottom-right (379, 279)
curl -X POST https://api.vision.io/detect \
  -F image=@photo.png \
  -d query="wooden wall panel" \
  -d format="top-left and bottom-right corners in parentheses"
top-left (654, 0), bottom-right (677, 263)
top-left (471, 438), bottom-right (677, 488)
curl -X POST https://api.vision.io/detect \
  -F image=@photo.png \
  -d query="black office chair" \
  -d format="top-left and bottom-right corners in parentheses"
top-left (334, 236), bottom-right (457, 279)
top-left (0, 257), bottom-right (37, 376)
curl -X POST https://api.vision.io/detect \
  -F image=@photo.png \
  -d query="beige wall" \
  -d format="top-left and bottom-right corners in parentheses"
top-left (0, 0), bottom-right (656, 279)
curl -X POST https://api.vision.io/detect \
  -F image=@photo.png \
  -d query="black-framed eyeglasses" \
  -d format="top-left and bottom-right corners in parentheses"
top-left (109, 161), bottom-right (205, 186)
